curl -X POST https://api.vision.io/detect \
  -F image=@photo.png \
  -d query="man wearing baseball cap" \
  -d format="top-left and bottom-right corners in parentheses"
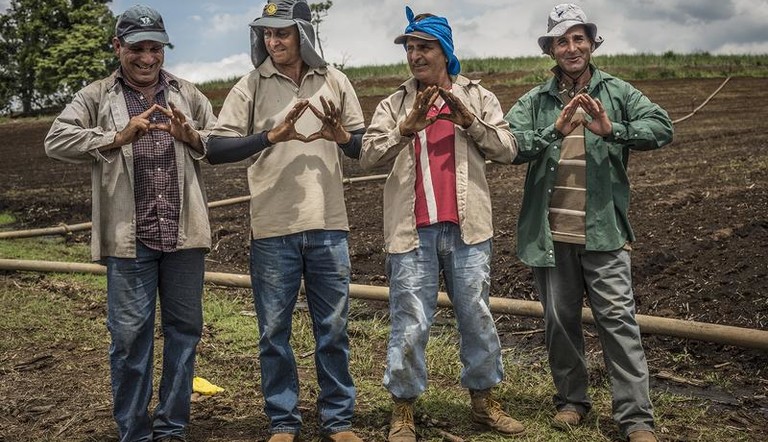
top-left (361, 6), bottom-right (522, 442)
top-left (45, 5), bottom-right (216, 442)
top-left (504, 4), bottom-right (673, 441)
top-left (206, 1), bottom-right (365, 441)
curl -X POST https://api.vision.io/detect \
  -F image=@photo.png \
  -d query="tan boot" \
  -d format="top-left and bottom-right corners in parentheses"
top-left (628, 430), bottom-right (658, 442)
top-left (552, 410), bottom-right (582, 430)
top-left (388, 397), bottom-right (416, 442)
top-left (268, 433), bottom-right (297, 442)
top-left (323, 430), bottom-right (363, 442)
top-left (469, 389), bottom-right (525, 435)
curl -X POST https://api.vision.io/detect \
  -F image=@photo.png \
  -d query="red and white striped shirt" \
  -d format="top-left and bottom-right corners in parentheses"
top-left (413, 102), bottom-right (459, 227)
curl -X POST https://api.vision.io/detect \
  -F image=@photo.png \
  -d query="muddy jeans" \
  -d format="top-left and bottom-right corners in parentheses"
top-left (384, 222), bottom-right (504, 399)
top-left (532, 242), bottom-right (654, 436)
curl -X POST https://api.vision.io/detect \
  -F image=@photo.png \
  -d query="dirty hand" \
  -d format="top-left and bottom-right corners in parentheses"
top-left (305, 94), bottom-right (350, 144)
top-left (112, 105), bottom-right (160, 147)
top-left (267, 100), bottom-right (311, 144)
top-left (399, 85), bottom-right (440, 137)
top-left (575, 94), bottom-right (612, 137)
top-left (152, 102), bottom-right (203, 151)
top-left (435, 88), bottom-right (475, 129)
top-left (554, 98), bottom-right (585, 136)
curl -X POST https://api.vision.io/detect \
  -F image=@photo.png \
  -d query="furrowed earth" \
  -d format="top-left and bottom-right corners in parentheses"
top-left (0, 75), bottom-right (766, 441)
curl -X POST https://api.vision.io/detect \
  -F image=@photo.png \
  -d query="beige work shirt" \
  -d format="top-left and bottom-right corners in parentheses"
top-left (360, 75), bottom-right (517, 254)
top-left (44, 70), bottom-right (216, 261)
top-left (210, 59), bottom-right (365, 239)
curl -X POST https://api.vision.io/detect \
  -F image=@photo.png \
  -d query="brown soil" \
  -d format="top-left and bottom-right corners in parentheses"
top-left (0, 76), bottom-right (766, 441)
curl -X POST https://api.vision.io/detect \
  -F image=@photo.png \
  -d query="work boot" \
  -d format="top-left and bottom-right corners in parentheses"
top-left (552, 409), bottom-right (582, 430)
top-left (268, 433), bottom-right (298, 442)
top-left (388, 397), bottom-right (416, 442)
top-left (469, 389), bottom-right (525, 435)
top-left (628, 430), bottom-right (658, 442)
top-left (323, 430), bottom-right (364, 442)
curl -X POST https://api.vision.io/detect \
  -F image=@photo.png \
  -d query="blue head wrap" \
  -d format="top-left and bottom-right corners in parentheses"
top-left (400, 6), bottom-right (461, 75)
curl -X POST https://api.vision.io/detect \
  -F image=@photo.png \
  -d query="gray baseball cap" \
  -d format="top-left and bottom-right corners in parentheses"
top-left (115, 4), bottom-right (170, 45)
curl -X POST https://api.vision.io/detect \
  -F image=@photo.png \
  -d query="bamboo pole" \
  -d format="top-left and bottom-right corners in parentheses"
top-left (0, 174), bottom-right (392, 240)
top-left (1, 258), bottom-right (766, 351)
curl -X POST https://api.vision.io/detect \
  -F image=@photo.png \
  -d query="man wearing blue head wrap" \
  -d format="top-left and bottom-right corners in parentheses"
top-left (361, 7), bottom-right (524, 442)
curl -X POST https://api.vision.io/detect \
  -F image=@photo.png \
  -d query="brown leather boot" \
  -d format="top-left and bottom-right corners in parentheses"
top-left (628, 430), bottom-right (658, 442)
top-left (388, 397), bottom-right (416, 442)
top-left (552, 409), bottom-right (583, 430)
top-left (323, 430), bottom-right (363, 442)
top-left (469, 389), bottom-right (525, 435)
top-left (268, 433), bottom-right (297, 442)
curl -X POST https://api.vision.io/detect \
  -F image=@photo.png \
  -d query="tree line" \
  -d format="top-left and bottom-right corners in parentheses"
top-left (0, 0), bottom-right (334, 117)
top-left (0, 0), bottom-right (115, 115)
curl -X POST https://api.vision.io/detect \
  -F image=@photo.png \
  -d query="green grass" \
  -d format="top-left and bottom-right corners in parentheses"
top-left (196, 53), bottom-right (768, 94)
top-left (0, 247), bottom-right (757, 440)
top-left (0, 235), bottom-right (91, 262)
top-left (0, 211), bottom-right (16, 226)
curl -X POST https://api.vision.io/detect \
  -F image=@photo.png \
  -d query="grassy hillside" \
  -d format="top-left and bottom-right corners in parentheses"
top-left (197, 52), bottom-right (768, 93)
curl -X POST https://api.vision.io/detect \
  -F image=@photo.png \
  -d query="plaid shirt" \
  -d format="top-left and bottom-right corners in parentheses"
top-left (120, 72), bottom-right (181, 252)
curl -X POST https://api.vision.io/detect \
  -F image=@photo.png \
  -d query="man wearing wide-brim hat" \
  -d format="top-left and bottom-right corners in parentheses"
top-left (206, 1), bottom-right (365, 441)
top-left (362, 6), bottom-right (522, 442)
top-left (505, 4), bottom-right (673, 442)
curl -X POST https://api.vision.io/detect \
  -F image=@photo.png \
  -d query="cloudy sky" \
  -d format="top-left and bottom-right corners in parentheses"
top-left (3, 0), bottom-right (768, 83)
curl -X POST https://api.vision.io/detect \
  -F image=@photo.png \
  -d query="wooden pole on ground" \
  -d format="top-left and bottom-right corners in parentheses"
top-left (1, 258), bottom-right (766, 351)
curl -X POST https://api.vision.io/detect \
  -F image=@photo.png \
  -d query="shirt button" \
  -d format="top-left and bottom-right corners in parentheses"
top-left (615, 132), bottom-right (620, 136)
top-left (550, 167), bottom-right (555, 171)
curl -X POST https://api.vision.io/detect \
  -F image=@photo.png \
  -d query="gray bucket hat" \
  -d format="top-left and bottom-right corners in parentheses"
top-left (249, 0), bottom-right (326, 69)
top-left (115, 4), bottom-right (170, 45)
top-left (537, 3), bottom-right (602, 54)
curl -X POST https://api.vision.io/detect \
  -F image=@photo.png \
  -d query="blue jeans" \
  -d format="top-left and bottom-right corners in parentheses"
top-left (532, 242), bottom-right (654, 436)
top-left (384, 222), bottom-right (503, 399)
top-left (250, 230), bottom-right (355, 435)
top-left (106, 242), bottom-right (205, 442)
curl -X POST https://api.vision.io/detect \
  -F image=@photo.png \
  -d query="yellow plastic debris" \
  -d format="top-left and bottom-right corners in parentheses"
top-left (193, 376), bottom-right (224, 395)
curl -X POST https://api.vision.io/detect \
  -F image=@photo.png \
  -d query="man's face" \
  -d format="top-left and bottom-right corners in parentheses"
top-left (113, 38), bottom-right (164, 87)
top-left (264, 26), bottom-right (301, 67)
top-left (551, 25), bottom-right (593, 76)
top-left (405, 37), bottom-right (450, 87)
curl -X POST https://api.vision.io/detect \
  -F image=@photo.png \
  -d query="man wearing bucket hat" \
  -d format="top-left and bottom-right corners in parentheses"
top-left (45, 4), bottom-right (216, 442)
top-left (361, 7), bottom-right (522, 442)
top-left (205, 1), bottom-right (365, 441)
top-left (504, 4), bottom-right (673, 442)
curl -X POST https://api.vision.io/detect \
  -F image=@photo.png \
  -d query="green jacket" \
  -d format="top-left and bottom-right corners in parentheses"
top-left (504, 66), bottom-right (673, 267)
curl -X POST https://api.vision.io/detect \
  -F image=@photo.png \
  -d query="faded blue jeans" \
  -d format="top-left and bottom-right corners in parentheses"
top-left (384, 222), bottom-right (504, 399)
top-left (250, 230), bottom-right (355, 435)
top-left (106, 241), bottom-right (205, 442)
top-left (532, 242), bottom-right (654, 437)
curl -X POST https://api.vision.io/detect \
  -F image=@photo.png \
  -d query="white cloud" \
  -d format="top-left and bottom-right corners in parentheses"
top-left (167, 53), bottom-right (252, 84)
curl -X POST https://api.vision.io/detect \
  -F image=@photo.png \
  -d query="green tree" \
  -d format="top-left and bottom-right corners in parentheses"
top-left (310, 0), bottom-right (332, 59)
top-left (0, 0), bottom-right (114, 115)
top-left (36, 1), bottom-right (116, 108)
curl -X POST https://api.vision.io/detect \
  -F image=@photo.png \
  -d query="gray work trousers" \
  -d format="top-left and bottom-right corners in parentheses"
top-left (532, 242), bottom-right (654, 436)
